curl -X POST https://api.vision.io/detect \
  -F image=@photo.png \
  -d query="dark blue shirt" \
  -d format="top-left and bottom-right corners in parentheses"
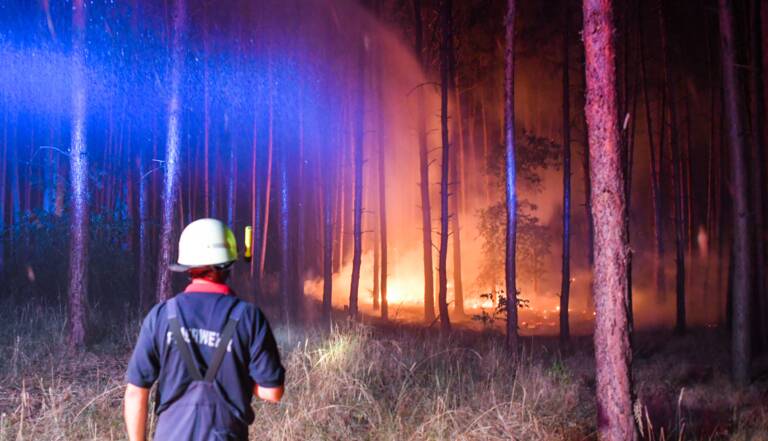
top-left (126, 291), bottom-right (285, 424)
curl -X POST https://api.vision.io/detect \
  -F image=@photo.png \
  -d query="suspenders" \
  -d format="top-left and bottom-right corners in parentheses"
top-left (166, 297), bottom-right (245, 382)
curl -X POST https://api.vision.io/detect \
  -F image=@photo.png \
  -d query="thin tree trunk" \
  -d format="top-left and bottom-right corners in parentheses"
top-left (413, 0), bottom-right (435, 323)
top-left (0, 109), bottom-right (6, 274)
top-left (297, 93), bottom-right (305, 295)
top-left (480, 94), bottom-right (491, 206)
top-left (450, 135), bottom-right (464, 317)
top-left (560, 0), bottom-right (571, 344)
top-left (333, 153), bottom-right (343, 274)
top-left (156, 0), bottom-right (186, 302)
top-left (377, 56), bottom-right (389, 320)
top-left (504, 0), bottom-right (518, 350)
top-left (137, 152), bottom-right (151, 312)
top-left (250, 105), bottom-right (261, 299)
top-left (750, 0), bottom-right (768, 349)
top-left (437, 0), bottom-right (453, 333)
top-left (373, 212), bottom-right (380, 310)
top-left (279, 122), bottom-right (294, 324)
top-left (322, 132), bottom-right (335, 324)
top-left (449, 28), bottom-right (464, 319)
top-left (259, 68), bottom-right (274, 281)
top-left (278, 118), bottom-right (297, 324)
top-left (659, 1), bottom-right (686, 334)
top-left (203, 15), bottom-right (210, 218)
top-left (639, 6), bottom-right (665, 304)
top-left (719, 0), bottom-right (752, 387)
top-left (672, 100), bottom-right (687, 335)
top-left (227, 120), bottom-right (236, 228)
top-left (583, 0), bottom-right (636, 438)
top-left (67, 0), bottom-right (89, 348)
top-left (349, 45), bottom-right (366, 319)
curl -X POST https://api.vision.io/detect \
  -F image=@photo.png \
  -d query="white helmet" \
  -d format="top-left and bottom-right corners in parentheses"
top-left (170, 218), bottom-right (237, 272)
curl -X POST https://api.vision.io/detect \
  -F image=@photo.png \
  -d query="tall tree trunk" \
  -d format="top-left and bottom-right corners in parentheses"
top-left (449, 30), bottom-right (464, 319)
top-left (504, 0), bottom-right (518, 350)
top-left (259, 69), bottom-right (275, 281)
top-left (296, 94), bottom-right (305, 296)
top-left (203, 15), bottom-right (210, 218)
top-left (250, 105), bottom-right (262, 299)
top-left (450, 133), bottom-right (464, 317)
top-left (137, 153), bottom-right (151, 312)
top-left (156, 0), bottom-right (186, 302)
top-left (413, 0), bottom-right (435, 323)
top-left (750, 0), bottom-right (768, 349)
top-left (226, 119), bottom-right (236, 228)
top-left (279, 123), bottom-right (294, 324)
top-left (0, 110), bottom-right (7, 274)
top-left (581, 51), bottom-right (595, 310)
top-left (377, 60), bottom-right (389, 321)
top-left (639, 6), bottom-right (665, 304)
top-left (322, 134), bottom-right (335, 324)
top-left (560, 0), bottom-right (572, 344)
top-left (659, 1), bottom-right (686, 334)
top-left (480, 94), bottom-right (491, 206)
top-left (349, 45), bottom-right (366, 319)
top-left (583, 0), bottom-right (636, 439)
top-left (672, 101), bottom-right (687, 335)
top-left (437, 0), bottom-right (453, 333)
top-left (373, 211), bottom-right (380, 310)
top-left (719, 0), bottom-right (752, 387)
top-left (67, 0), bottom-right (89, 348)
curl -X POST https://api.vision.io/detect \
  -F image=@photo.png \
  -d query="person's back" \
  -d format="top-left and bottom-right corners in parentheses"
top-left (124, 219), bottom-right (285, 441)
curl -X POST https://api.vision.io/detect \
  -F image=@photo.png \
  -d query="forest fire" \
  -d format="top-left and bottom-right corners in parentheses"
top-left (1, 0), bottom-right (767, 439)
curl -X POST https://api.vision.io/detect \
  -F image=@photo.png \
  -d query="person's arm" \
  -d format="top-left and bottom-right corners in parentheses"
top-left (253, 384), bottom-right (284, 403)
top-left (124, 384), bottom-right (150, 441)
top-left (247, 307), bottom-right (286, 403)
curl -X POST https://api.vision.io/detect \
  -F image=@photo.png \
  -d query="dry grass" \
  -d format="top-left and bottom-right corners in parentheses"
top-left (0, 303), bottom-right (766, 440)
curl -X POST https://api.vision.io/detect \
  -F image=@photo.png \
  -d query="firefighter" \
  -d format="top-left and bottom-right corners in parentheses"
top-left (124, 218), bottom-right (285, 441)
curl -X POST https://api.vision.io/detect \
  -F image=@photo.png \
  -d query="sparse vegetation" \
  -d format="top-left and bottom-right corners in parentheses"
top-left (0, 302), bottom-right (765, 440)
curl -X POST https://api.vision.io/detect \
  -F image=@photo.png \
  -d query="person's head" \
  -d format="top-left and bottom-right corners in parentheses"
top-left (170, 218), bottom-right (237, 281)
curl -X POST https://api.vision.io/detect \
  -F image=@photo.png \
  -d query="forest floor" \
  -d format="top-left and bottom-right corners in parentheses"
top-left (0, 301), bottom-right (767, 441)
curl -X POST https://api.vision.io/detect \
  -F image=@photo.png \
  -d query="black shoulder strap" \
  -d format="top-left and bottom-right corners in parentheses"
top-left (204, 300), bottom-right (246, 382)
top-left (166, 297), bottom-right (204, 381)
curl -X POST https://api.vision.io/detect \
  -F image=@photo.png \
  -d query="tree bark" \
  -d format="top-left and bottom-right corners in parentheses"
top-left (639, 5), bottom-right (665, 305)
top-left (580, 51), bottom-right (595, 309)
top-left (560, 0), bottom-right (572, 344)
top-left (438, 0), bottom-right (453, 333)
top-left (377, 59), bottom-right (389, 321)
top-left (658, 0), bottom-right (686, 335)
top-left (203, 14), bottom-right (210, 218)
top-left (413, 0), bottom-right (435, 323)
top-left (259, 70), bottom-right (275, 282)
top-left (279, 119), bottom-right (294, 324)
top-left (749, 0), bottom-right (767, 349)
top-left (226, 119), bottom-right (236, 228)
top-left (719, 0), bottom-right (752, 387)
top-left (250, 104), bottom-right (262, 299)
top-left (504, 0), bottom-right (518, 350)
top-left (349, 44), bottom-right (366, 319)
top-left (583, 0), bottom-right (636, 439)
top-left (156, 0), bottom-right (186, 302)
top-left (0, 110), bottom-right (6, 274)
top-left (67, 0), bottom-right (89, 348)
top-left (322, 136), bottom-right (335, 325)
top-left (450, 130), bottom-right (464, 318)
top-left (296, 94), bottom-right (306, 298)
top-left (137, 152), bottom-right (151, 312)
